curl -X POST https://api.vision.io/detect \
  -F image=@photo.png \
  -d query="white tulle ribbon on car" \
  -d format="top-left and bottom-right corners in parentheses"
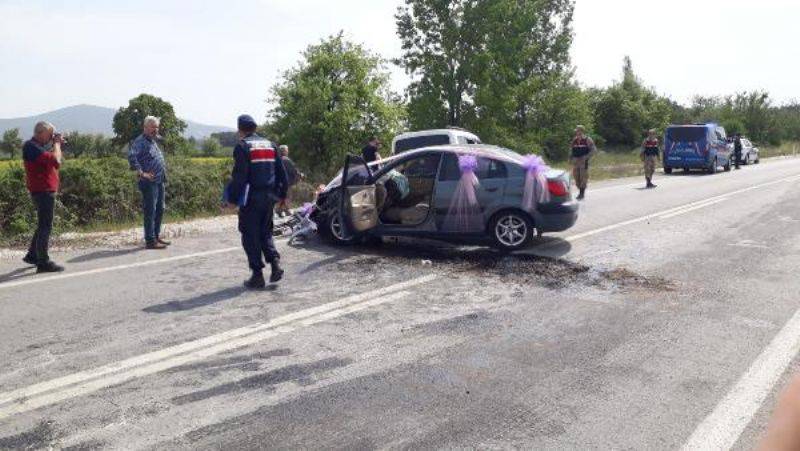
top-left (521, 154), bottom-right (550, 210)
top-left (443, 154), bottom-right (483, 233)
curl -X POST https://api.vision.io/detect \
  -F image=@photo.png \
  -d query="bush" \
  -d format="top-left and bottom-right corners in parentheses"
top-left (0, 157), bottom-right (231, 242)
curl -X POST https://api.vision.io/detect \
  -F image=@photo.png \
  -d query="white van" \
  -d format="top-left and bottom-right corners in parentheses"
top-left (391, 128), bottom-right (481, 155)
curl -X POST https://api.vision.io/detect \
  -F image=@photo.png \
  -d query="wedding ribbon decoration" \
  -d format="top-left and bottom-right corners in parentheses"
top-left (521, 154), bottom-right (550, 209)
top-left (443, 154), bottom-right (483, 232)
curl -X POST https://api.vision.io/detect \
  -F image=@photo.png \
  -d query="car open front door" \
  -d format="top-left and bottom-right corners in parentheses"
top-left (339, 155), bottom-right (378, 238)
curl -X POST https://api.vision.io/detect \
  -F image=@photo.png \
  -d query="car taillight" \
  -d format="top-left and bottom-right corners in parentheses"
top-left (547, 179), bottom-right (569, 197)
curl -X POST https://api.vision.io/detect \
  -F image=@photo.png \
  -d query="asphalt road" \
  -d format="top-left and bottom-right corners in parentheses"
top-left (3, 158), bottom-right (800, 450)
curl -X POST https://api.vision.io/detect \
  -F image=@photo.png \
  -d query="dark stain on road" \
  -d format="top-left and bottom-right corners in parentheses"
top-left (142, 286), bottom-right (248, 313)
top-left (402, 311), bottom-right (490, 335)
top-left (170, 357), bottom-right (352, 406)
top-left (167, 348), bottom-right (293, 376)
top-left (62, 439), bottom-right (108, 451)
top-left (333, 243), bottom-right (673, 292)
top-left (0, 420), bottom-right (62, 450)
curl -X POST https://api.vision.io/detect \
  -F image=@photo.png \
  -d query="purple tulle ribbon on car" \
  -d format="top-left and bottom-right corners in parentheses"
top-left (444, 154), bottom-right (483, 232)
top-left (522, 154), bottom-right (550, 210)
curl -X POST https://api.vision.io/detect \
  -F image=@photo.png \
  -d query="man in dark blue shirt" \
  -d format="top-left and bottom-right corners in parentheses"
top-left (226, 114), bottom-right (288, 289)
top-left (128, 116), bottom-right (169, 249)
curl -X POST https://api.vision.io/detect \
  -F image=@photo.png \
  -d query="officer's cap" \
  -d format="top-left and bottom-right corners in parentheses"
top-left (237, 114), bottom-right (258, 130)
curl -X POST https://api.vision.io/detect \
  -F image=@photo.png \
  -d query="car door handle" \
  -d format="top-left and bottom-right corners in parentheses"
top-left (485, 187), bottom-right (499, 192)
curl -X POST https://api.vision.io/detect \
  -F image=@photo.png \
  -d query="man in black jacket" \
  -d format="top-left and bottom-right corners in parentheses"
top-left (734, 133), bottom-right (743, 170)
top-left (226, 115), bottom-right (288, 288)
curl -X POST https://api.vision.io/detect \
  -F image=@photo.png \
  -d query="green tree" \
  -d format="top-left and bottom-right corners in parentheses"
top-left (1, 128), bottom-right (23, 159)
top-left (396, 0), bottom-right (486, 128)
top-left (396, 0), bottom-right (585, 159)
top-left (64, 132), bottom-right (117, 158)
top-left (592, 57), bottom-right (672, 147)
top-left (112, 94), bottom-right (188, 154)
top-left (267, 32), bottom-right (404, 177)
top-left (201, 136), bottom-right (223, 157)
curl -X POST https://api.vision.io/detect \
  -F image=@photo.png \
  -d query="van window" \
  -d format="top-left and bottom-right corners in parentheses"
top-left (394, 135), bottom-right (451, 153)
top-left (439, 154), bottom-right (507, 181)
top-left (456, 135), bottom-right (469, 144)
top-left (667, 127), bottom-right (706, 142)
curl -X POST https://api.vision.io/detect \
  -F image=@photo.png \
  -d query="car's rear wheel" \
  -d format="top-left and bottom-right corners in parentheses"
top-left (664, 167), bottom-right (673, 174)
top-left (490, 211), bottom-right (534, 252)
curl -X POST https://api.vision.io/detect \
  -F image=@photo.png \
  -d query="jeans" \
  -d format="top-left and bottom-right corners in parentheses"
top-left (138, 180), bottom-right (165, 243)
top-left (238, 190), bottom-right (280, 271)
top-left (27, 192), bottom-right (55, 264)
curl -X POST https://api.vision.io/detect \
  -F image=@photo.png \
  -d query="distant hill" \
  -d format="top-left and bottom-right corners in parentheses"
top-left (0, 105), bottom-right (233, 139)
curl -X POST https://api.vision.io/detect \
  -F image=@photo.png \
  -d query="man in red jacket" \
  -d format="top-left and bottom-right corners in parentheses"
top-left (22, 121), bottom-right (64, 273)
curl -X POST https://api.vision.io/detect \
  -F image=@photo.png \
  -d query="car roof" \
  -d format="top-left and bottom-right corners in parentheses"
top-left (381, 144), bottom-right (527, 165)
top-left (393, 129), bottom-right (480, 140)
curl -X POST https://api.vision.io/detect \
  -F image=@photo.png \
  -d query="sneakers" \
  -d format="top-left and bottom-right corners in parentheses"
top-left (157, 238), bottom-right (172, 246)
top-left (244, 271), bottom-right (266, 289)
top-left (269, 260), bottom-right (284, 283)
top-left (36, 261), bottom-right (65, 273)
top-left (146, 241), bottom-right (168, 250)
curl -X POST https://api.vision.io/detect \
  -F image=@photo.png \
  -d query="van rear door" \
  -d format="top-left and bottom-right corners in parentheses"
top-left (665, 126), bottom-right (709, 167)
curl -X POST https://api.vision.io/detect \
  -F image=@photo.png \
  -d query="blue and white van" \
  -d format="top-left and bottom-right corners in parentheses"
top-left (663, 123), bottom-right (733, 174)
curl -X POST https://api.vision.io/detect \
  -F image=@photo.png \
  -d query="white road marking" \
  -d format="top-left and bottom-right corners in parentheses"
top-left (564, 174), bottom-right (800, 242)
top-left (657, 197), bottom-right (729, 219)
top-left (0, 246), bottom-right (239, 290)
top-left (682, 309), bottom-right (800, 451)
top-left (0, 274), bottom-right (437, 419)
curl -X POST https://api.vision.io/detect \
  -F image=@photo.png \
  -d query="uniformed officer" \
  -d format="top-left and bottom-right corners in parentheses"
top-left (570, 125), bottom-right (596, 200)
top-left (733, 133), bottom-right (743, 170)
top-left (226, 114), bottom-right (288, 289)
top-left (640, 129), bottom-right (660, 189)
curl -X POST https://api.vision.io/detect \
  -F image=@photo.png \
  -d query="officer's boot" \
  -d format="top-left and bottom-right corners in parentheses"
top-left (244, 270), bottom-right (266, 289)
top-left (269, 259), bottom-right (284, 283)
top-left (577, 188), bottom-right (585, 200)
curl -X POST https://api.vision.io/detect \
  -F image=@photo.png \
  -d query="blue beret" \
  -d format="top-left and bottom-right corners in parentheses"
top-left (237, 114), bottom-right (257, 129)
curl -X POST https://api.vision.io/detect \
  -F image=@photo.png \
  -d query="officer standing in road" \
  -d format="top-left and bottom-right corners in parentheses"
top-left (640, 129), bottom-right (660, 189)
top-left (734, 133), bottom-right (743, 170)
top-left (226, 115), bottom-right (288, 289)
top-left (570, 125), bottom-right (596, 200)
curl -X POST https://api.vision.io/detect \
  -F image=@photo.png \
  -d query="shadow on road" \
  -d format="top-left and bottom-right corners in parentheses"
top-left (142, 286), bottom-right (249, 313)
top-left (0, 267), bottom-right (35, 284)
top-left (68, 247), bottom-right (144, 263)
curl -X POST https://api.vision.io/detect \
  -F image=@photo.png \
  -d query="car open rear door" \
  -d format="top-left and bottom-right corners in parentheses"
top-left (339, 155), bottom-right (378, 238)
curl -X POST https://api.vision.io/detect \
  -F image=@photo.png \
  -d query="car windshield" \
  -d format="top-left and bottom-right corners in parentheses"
top-left (667, 127), bottom-right (707, 142)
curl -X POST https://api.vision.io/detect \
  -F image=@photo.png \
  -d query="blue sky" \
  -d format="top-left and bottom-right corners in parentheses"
top-left (0, 0), bottom-right (797, 126)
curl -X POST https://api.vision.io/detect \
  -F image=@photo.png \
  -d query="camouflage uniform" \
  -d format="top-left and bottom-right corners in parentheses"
top-left (641, 137), bottom-right (660, 188)
top-left (570, 135), bottom-right (595, 199)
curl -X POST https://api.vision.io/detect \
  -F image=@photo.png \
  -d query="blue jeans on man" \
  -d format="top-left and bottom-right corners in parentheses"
top-left (138, 180), bottom-right (165, 245)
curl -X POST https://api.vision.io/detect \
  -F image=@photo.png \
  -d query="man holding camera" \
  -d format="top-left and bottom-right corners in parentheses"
top-left (22, 121), bottom-right (65, 273)
top-left (128, 116), bottom-right (170, 250)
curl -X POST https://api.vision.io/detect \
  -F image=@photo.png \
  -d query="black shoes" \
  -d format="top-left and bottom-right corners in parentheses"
top-left (24, 255), bottom-right (64, 273)
top-left (245, 261), bottom-right (284, 289)
top-left (270, 260), bottom-right (284, 283)
top-left (244, 271), bottom-right (266, 289)
top-left (36, 261), bottom-right (65, 273)
top-left (646, 179), bottom-right (657, 189)
top-left (146, 241), bottom-right (168, 250)
top-left (577, 189), bottom-right (586, 200)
